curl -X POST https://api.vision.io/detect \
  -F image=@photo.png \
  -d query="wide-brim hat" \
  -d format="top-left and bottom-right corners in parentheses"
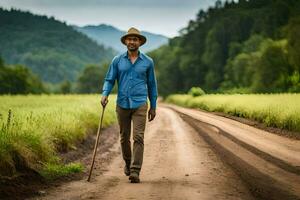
top-left (121, 27), bottom-right (147, 46)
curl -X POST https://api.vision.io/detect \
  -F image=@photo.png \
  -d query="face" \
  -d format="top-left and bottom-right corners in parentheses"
top-left (125, 36), bottom-right (141, 52)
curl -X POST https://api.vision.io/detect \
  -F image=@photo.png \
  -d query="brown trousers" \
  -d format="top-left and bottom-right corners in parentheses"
top-left (116, 102), bottom-right (148, 174)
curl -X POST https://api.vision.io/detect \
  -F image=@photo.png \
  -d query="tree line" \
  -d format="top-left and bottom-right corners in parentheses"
top-left (0, 56), bottom-right (112, 94)
top-left (149, 0), bottom-right (300, 96)
top-left (0, 57), bottom-right (45, 94)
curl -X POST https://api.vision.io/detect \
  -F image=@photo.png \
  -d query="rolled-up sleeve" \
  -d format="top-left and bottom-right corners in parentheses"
top-left (102, 56), bottom-right (118, 96)
top-left (147, 60), bottom-right (158, 109)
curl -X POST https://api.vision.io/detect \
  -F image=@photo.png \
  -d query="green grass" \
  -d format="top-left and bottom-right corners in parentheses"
top-left (0, 94), bottom-right (117, 178)
top-left (166, 93), bottom-right (300, 133)
top-left (40, 162), bottom-right (84, 180)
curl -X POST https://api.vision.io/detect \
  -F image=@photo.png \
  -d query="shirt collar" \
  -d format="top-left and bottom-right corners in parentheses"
top-left (122, 51), bottom-right (144, 60)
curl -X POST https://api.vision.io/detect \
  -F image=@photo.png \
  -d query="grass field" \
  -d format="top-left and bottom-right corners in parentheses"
top-left (0, 94), bottom-right (117, 179)
top-left (166, 94), bottom-right (300, 134)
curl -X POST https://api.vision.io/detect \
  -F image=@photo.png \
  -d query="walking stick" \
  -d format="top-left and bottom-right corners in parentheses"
top-left (87, 104), bottom-right (106, 182)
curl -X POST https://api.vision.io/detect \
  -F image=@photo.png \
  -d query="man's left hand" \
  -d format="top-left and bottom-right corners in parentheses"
top-left (148, 108), bottom-right (156, 122)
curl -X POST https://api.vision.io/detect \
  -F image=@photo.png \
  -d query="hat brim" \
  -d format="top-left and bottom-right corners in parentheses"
top-left (121, 33), bottom-right (147, 46)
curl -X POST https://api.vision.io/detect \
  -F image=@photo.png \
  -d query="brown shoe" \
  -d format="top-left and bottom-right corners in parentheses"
top-left (129, 171), bottom-right (140, 183)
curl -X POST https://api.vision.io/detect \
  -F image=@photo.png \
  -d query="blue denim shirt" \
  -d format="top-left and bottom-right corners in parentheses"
top-left (102, 51), bottom-right (158, 109)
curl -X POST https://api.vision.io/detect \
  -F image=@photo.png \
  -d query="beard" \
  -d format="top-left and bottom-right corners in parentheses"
top-left (127, 44), bottom-right (138, 52)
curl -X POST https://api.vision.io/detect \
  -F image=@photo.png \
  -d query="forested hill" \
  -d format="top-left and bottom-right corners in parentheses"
top-left (149, 0), bottom-right (300, 96)
top-left (0, 8), bottom-right (115, 83)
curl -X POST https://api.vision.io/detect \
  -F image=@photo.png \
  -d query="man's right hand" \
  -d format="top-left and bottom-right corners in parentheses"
top-left (101, 96), bottom-right (108, 107)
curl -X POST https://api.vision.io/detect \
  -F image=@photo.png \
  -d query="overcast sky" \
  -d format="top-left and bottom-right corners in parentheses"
top-left (0, 0), bottom-right (220, 37)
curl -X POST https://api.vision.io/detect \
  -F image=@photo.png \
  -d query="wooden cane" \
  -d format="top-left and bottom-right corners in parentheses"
top-left (87, 105), bottom-right (106, 182)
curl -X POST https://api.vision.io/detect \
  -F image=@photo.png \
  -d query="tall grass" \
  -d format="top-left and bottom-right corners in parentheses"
top-left (166, 94), bottom-right (300, 133)
top-left (0, 94), bottom-right (117, 178)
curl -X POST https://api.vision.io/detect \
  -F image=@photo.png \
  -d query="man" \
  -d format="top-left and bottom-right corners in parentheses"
top-left (101, 27), bottom-right (158, 183)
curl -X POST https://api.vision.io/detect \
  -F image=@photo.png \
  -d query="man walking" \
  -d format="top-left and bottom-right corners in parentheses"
top-left (101, 27), bottom-right (158, 183)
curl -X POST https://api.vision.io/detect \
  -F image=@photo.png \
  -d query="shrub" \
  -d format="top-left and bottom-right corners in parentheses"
top-left (188, 87), bottom-right (205, 97)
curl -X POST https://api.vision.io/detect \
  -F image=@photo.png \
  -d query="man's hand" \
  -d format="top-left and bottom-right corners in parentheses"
top-left (148, 108), bottom-right (156, 122)
top-left (101, 96), bottom-right (108, 107)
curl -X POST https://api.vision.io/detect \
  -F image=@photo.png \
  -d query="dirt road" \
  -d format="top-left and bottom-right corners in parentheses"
top-left (31, 106), bottom-right (254, 200)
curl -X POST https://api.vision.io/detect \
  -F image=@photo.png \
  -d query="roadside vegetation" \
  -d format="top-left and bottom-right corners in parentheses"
top-left (166, 93), bottom-right (300, 133)
top-left (0, 94), bottom-right (117, 179)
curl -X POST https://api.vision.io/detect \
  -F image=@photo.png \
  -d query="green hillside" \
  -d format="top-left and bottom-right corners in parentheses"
top-left (149, 0), bottom-right (300, 96)
top-left (0, 8), bottom-right (115, 83)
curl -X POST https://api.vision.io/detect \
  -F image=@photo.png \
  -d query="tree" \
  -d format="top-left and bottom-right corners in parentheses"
top-left (251, 40), bottom-right (291, 92)
top-left (76, 62), bottom-right (110, 94)
top-left (201, 26), bottom-right (225, 90)
top-left (287, 17), bottom-right (300, 71)
top-left (0, 56), bottom-right (4, 68)
top-left (0, 63), bottom-right (46, 94)
top-left (60, 80), bottom-right (72, 94)
top-left (222, 34), bottom-right (265, 90)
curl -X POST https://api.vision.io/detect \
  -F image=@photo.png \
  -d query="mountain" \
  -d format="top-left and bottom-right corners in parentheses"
top-left (0, 8), bottom-right (115, 83)
top-left (73, 24), bottom-right (168, 53)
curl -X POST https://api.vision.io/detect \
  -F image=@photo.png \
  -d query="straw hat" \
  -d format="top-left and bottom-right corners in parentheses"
top-left (121, 27), bottom-right (147, 46)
